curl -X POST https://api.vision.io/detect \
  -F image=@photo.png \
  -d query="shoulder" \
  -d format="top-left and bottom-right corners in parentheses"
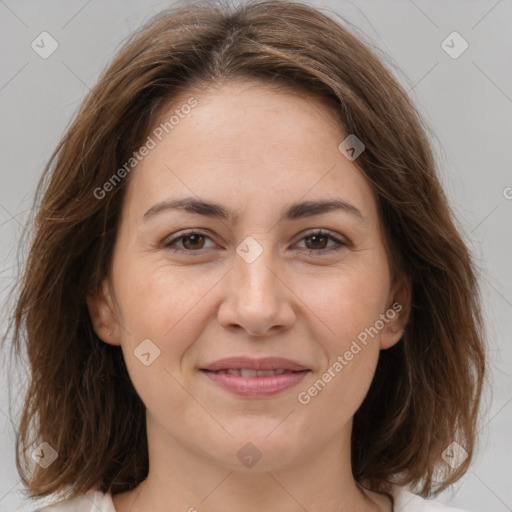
top-left (391, 484), bottom-right (471, 512)
top-left (32, 488), bottom-right (116, 512)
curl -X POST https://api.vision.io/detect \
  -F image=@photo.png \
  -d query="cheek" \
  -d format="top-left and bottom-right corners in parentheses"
top-left (302, 258), bottom-right (390, 348)
top-left (330, 277), bottom-right (388, 345)
top-left (113, 252), bottom-right (214, 336)
top-left (296, 347), bottom-right (379, 444)
top-left (295, 254), bottom-right (389, 407)
top-left (297, 270), bottom-right (387, 416)
top-left (113, 264), bottom-right (208, 417)
top-left (112, 257), bottom-right (223, 399)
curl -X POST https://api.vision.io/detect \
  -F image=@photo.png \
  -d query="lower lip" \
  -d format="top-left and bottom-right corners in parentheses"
top-left (200, 370), bottom-right (310, 397)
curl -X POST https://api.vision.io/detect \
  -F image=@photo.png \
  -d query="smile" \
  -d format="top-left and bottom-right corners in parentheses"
top-left (207, 368), bottom-right (291, 376)
top-left (200, 369), bottom-right (310, 397)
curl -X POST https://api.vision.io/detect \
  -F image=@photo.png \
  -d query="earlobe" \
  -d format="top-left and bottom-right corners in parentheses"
top-left (380, 275), bottom-right (411, 350)
top-left (86, 279), bottom-right (120, 346)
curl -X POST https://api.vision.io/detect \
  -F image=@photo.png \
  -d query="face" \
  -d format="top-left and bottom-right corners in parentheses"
top-left (88, 80), bottom-right (409, 473)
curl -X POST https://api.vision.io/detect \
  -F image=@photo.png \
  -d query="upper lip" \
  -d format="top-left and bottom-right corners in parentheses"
top-left (200, 357), bottom-right (310, 372)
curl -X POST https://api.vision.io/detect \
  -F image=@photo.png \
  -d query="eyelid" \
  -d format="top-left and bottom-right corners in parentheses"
top-left (161, 228), bottom-right (217, 251)
top-left (293, 228), bottom-right (348, 246)
top-left (161, 228), bottom-right (349, 254)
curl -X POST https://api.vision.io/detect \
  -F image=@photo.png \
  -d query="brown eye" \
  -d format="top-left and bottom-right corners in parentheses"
top-left (162, 230), bottom-right (216, 253)
top-left (295, 230), bottom-right (348, 255)
top-left (180, 234), bottom-right (206, 250)
top-left (162, 229), bottom-right (347, 256)
top-left (304, 233), bottom-right (330, 250)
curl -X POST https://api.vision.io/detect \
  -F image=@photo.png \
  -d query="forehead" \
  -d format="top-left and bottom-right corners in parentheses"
top-left (122, 81), bottom-right (378, 225)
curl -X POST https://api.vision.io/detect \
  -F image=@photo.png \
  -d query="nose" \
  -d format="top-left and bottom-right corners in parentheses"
top-left (216, 245), bottom-right (296, 337)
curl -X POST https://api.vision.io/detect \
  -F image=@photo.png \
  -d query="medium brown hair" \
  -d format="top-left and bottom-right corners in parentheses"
top-left (3, 0), bottom-right (486, 502)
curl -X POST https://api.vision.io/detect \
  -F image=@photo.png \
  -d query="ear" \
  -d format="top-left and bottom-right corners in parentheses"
top-left (86, 278), bottom-right (121, 346)
top-left (380, 273), bottom-right (411, 350)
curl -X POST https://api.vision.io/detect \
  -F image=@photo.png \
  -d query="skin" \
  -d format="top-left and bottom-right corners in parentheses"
top-left (87, 80), bottom-right (410, 512)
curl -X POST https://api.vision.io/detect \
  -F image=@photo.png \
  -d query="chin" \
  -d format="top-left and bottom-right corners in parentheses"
top-left (208, 428), bottom-right (303, 472)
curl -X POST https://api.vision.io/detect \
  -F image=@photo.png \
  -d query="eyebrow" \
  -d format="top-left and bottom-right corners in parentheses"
top-left (143, 197), bottom-right (364, 223)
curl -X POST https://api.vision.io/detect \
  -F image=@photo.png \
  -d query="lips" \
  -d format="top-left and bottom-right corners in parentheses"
top-left (200, 356), bottom-right (309, 373)
top-left (211, 368), bottom-right (291, 377)
top-left (199, 357), bottom-right (310, 397)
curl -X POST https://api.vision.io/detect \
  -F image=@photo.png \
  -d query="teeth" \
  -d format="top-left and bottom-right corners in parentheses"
top-left (240, 369), bottom-right (259, 378)
top-left (215, 369), bottom-right (289, 377)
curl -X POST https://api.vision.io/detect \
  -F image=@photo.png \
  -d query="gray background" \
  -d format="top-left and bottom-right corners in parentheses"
top-left (0, 0), bottom-right (511, 511)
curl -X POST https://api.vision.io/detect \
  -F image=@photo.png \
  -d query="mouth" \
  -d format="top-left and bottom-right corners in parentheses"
top-left (201, 368), bottom-right (306, 377)
top-left (200, 356), bottom-right (310, 373)
top-left (199, 367), bottom-right (310, 397)
top-left (198, 357), bottom-right (311, 397)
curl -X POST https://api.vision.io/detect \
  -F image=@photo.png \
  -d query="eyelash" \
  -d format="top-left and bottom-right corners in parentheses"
top-left (161, 229), bottom-right (348, 256)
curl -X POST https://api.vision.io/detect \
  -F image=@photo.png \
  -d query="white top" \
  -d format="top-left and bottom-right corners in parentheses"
top-left (33, 484), bottom-right (469, 511)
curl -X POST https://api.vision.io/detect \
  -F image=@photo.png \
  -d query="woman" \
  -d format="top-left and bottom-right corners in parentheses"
top-left (4, 1), bottom-right (486, 511)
